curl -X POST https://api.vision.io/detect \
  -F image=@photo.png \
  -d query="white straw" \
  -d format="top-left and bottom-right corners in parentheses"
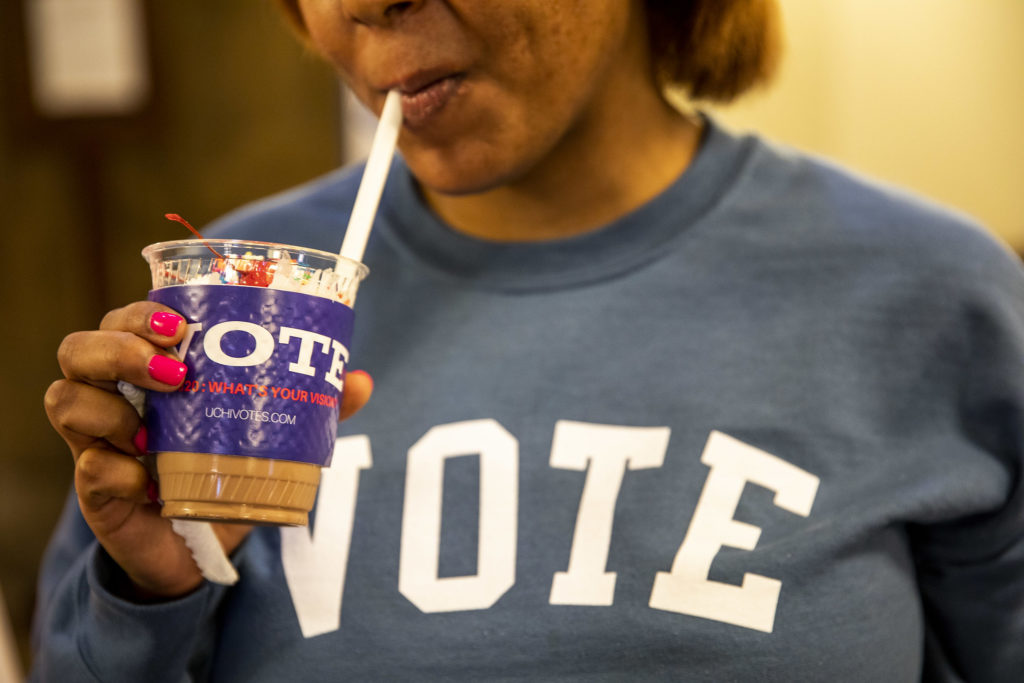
top-left (339, 90), bottom-right (403, 264)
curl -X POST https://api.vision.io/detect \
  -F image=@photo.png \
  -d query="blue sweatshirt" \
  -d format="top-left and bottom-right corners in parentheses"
top-left (32, 118), bottom-right (1024, 681)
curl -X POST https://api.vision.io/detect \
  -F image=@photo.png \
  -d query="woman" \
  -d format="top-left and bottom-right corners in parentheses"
top-left (34, 1), bottom-right (1024, 680)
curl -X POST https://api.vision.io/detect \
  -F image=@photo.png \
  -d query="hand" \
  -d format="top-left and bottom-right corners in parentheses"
top-left (45, 302), bottom-right (374, 600)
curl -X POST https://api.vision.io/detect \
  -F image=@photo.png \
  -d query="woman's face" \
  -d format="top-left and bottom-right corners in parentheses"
top-left (296, 0), bottom-right (653, 195)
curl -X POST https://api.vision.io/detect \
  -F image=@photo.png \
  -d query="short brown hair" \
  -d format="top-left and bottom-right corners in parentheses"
top-left (647, 0), bottom-right (782, 102)
top-left (273, 0), bottom-right (781, 103)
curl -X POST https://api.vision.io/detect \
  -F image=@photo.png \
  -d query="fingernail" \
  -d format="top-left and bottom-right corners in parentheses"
top-left (148, 355), bottom-right (187, 385)
top-left (146, 479), bottom-right (160, 504)
top-left (150, 312), bottom-right (183, 337)
top-left (132, 425), bottom-right (148, 453)
top-left (347, 369), bottom-right (374, 391)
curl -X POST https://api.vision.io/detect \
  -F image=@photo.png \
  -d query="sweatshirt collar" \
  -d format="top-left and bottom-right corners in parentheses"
top-left (377, 116), bottom-right (753, 292)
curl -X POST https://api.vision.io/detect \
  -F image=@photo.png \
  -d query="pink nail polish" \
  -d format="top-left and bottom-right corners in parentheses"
top-left (148, 355), bottom-right (187, 385)
top-left (146, 479), bottom-right (160, 504)
top-left (150, 312), bottom-right (182, 337)
top-left (132, 425), bottom-right (148, 453)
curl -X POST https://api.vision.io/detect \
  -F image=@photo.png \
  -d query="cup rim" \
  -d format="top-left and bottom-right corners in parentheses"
top-left (142, 238), bottom-right (368, 279)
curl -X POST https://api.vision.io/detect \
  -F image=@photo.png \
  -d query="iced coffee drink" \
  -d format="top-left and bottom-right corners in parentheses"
top-left (142, 238), bottom-right (367, 525)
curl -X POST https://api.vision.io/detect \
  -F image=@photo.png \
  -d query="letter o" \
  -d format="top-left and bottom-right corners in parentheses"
top-left (204, 322), bottom-right (275, 367)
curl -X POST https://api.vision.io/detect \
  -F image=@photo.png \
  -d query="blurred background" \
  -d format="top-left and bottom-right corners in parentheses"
top-left (1, 0), bottom-right (1022, 677)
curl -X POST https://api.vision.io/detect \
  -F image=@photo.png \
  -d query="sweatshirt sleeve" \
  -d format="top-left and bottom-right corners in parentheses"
top-left (911, 245), bottom-right (1024, 681)
top-left (30, 493), bottom-right (229, 683)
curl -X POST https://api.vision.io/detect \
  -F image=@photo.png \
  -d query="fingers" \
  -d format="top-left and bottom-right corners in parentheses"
top-left (72, 450), bottom-right (206, 600)
top-left (45, 379), bottom-right (143, 457)
top-left (339, 369), bottom-right (374, 421)
top-left (49, 301), bottom-right (187, 467)
top-left (60, 301), bottom-right (189, 391)
top-left (58, 329), bottom-right (188, 391)
top-left (75, 446), bottom-right (152, 511)
top-left (100, 301), bottom-right (188, 348)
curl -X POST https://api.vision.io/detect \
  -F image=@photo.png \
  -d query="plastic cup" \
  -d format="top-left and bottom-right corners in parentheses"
top-left (140, 239), bottom-right (368, 526)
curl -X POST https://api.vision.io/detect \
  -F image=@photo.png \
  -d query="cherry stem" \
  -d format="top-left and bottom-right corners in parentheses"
top-left (165, 213), bottom-right (224, 259)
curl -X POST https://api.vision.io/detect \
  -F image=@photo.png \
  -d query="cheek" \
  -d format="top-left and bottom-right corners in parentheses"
top-left (485, 7), bottom-right (623, 119)
top-left (400, 95), bottom-right (563, 195)
top-left (398, 40), bottom-right (619, 192)
top-left (296, 3), bottom-right (357, 76)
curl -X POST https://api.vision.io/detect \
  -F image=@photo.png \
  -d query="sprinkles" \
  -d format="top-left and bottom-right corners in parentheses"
top-left (158, 213), bottom-right (356, 306)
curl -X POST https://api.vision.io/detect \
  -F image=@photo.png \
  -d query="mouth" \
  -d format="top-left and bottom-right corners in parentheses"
top-left (391, 71), bottom-right (466, 127)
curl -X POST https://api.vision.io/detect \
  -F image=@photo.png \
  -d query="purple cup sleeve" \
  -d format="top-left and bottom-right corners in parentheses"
top-left (146, 285), bottom-right (355, 466)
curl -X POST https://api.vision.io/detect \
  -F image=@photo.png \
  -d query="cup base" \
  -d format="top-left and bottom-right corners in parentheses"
top-left (161, 500), bottom-right (309, 526)
top-left (156, 451), bottom-right (321, 527)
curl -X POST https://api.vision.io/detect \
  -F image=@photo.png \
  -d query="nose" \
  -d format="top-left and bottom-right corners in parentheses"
top-left (343, 0), bottom-right (421, 27)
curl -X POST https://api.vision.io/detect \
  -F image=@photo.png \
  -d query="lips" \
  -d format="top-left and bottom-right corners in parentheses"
top-left (388, 70), bottom-right (466, 127)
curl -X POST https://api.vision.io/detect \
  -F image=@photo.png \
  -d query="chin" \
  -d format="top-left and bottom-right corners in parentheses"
top-left (406, 163), bottom-right (503, 197)
top-left (403, 148), bottom-right (534, 198)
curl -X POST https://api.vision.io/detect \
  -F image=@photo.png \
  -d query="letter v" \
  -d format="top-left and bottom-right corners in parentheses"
top-left (176, 322), bottom-right (202, 357)
top-left (281, 435), bottom-right (373, 638)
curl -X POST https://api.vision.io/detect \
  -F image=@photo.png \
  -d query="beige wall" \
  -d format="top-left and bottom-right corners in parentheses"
top-left (709, 0), bottom-right (1024, 248)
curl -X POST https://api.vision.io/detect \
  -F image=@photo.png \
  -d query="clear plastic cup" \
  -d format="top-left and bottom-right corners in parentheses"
top-left (141, 239), bottom-right (368, 525)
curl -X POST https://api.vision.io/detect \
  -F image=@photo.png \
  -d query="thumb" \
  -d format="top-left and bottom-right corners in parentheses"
top-left (339, 369), bottom-right (373, 422)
